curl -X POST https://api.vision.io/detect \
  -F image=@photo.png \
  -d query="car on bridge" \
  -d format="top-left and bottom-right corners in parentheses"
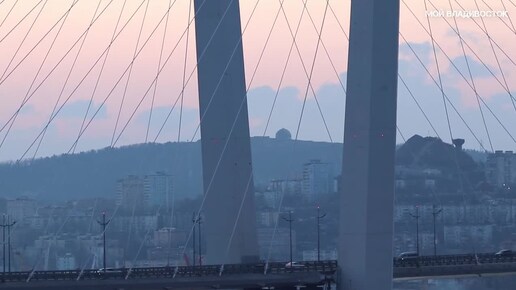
top-left (398, 252), bottom-right (419, 260)
top-left (285, 262), bottom-right (305, 268)
top-left (495, 249), bottom-right (513, 256)
top-left (96, 268), bottom-right (125, 275)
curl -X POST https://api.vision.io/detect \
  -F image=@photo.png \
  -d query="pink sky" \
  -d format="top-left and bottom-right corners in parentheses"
top-left (0, 0), bottom-right (515, 161)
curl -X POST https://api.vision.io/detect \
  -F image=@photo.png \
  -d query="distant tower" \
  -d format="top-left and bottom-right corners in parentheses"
top-left (193, 0), bottom-right (259, 264)
top-left (275, 128), bottom-right (292, 140)
top-left (452, 138), bottom-right (465, 150)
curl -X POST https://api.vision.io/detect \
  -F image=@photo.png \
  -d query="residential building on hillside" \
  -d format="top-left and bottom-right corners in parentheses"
top-left (302, 160), bottom-right (333, 199)
top-left (7, 196), bottom-right (37, 223)
top-left (144, 172), bottom-right (173, 211)
top-left (486, 150), bottom-right (516, 188)
top-left (116, 175), bottom-right (147, 211)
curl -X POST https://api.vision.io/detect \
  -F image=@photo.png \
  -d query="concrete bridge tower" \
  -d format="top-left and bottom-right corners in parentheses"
top-left (193, 0), bottom-right (259, 265)
top-left (339, 0), bottom-right (400, 289)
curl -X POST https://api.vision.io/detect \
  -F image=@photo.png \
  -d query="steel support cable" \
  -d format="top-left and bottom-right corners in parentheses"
top-left (304, 2), bottom-right (346, 95)
top-left (423, 0), bottom-right (454, 142)
top-left (0, 0), bottom-right (19, 34)
top-left (78, 197), bottom-right (99, 271)
top-left (400, 0), bottom-right (516, 141)
top-left (177, 0), bottom-right (193, 143)
top-left (499, 0), bottom-right (516, 34)
top-left (510, 0), bottom-right (516, 8)
top-left (187, 0), bottom-right (262, 142)
top-left (111, 0), bottom-right (151, 146)
top-left (426, 0), bottom-right (474, 204)
top-left (68, 0), bottom-right (190, 152)
top-left (27, 202), bottom-right (81, 280)
top-left (449, 0), bottom-right (494, 152)
top-left (400, 31), bottom-right (516, 145)
top-left (399, 32), bottom-right (488, 151)
top-left (113, 1), bottom-right (197, 147)
top-left (0, 0), bottom-right (115, 136)
top-left (473, 0), bottom-right (516, 113)
top-left (125, 203), bottom-right (164, 280)
top-left (262, 1), bottom-right (306, 137)
top-left (17, 0), bottom-right (149, 161)
top-left (31, 0), bottom-right (105, 160)
top-left (417, 0), bottom-right (516, 105)
top-left (0, 0), bottom-right (81, 86)
top-left (453, 0), bottom-right (516, 67)
top-left (407, 0), bottom-right (516, 144)
top-left (397, 127), bottom-right (407, 143)
top-left (264, 0), bottom-right (312, 272)
top-left (25, 206), bottom-right (56, 275)
top-left (0, 0), bottom-right (46, 81)
top-left (152, 0), bottom-right (246, 143)
top-left (222, 0), bottom-right (288, 269)
top-left (0, 1), bottom-right (64, 148)
top-left (145, 0), bottom-right (171, 143)
top-left (162, 0), bottom-right (266, 273)
top-left (123, 197), bottom-right (138, 267)
top-left (72, 0), bottom-right (127, 153)
top-left (0, 0), bottom-right (41, 43)
top-left (281, 0), bottom-right (332, 142)
top-left (481, 0), bottom-right (515, 34)
top-left (398, 76), bottom-right (441, 138)
top-left (327, 1), bottom-right (423, 142)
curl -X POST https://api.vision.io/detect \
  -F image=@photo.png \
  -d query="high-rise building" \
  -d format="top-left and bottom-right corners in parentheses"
top-left (144, 172), bottom-right (173, 211)
top-left (116, 175), bottom-right (147, 211)
top-left (486, 151), bottom-right (516, 189)
top-left (302, 160), bottom-right (334, 199)
top-left (7, 196), bottom-right (37, 223)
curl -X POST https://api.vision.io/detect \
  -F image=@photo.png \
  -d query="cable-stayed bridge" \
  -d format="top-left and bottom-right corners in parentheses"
top-left (0, 0), bottom-right (515, 290)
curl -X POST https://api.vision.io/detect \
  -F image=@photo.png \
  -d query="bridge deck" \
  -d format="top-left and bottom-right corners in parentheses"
top-left (2, 255), bottom-right (516, 289)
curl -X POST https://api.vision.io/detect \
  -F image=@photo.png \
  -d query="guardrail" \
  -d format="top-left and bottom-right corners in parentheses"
top-left (0, 260), bottom-right (338, 283)
top-left (2, 254), bottom-right (516, 284)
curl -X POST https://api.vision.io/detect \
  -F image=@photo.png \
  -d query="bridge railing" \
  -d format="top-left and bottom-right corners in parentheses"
top-left (0, 260), bottom-right (338, 283)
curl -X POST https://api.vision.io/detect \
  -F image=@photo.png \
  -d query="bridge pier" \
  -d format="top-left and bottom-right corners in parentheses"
top-left (339, 0), bottom-right (400, 290)
top-left (193, 0), bottom-right (259, 265)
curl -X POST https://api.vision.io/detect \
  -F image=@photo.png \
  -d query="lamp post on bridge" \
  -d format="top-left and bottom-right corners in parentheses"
top-left (197, 213), bottom-right (202, 266)
top-left (410, 206), bottom-right (420, 256)
top-left (1, 214), bottom-right (16, 274)
top-left (432, 205), bottom-right (442, 256)
top-left (192, 212), bottom-right (202, 266)
top-left (317, 206), bottom-right (326, 262)
top-left (97, 212), bottom-right (110, 272)
top-left (192, 212), bottom-right (196, 267)
top-left (282, 211), bottom-right (294, 266)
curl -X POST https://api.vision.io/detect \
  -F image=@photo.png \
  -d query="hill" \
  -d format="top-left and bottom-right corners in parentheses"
top-left (0, 135), bottom-right (486, 201)
top-left (0, 137), bottom-right (342, 201)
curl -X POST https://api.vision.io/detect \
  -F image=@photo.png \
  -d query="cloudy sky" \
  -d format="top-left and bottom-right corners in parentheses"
top-left (0, 0), bottom-right (515, 162)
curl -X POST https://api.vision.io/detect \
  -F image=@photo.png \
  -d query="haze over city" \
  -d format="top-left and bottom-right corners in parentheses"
top-left (0, 1), bottom-right (516, 290)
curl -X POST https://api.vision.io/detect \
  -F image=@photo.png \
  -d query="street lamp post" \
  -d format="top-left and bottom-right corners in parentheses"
top-left (410, 206), bottom-right (420, 256)
top-left (432, 205), bottom-right (442, 256)
top-left (317, 206), bottom-right (326, 262)
top-left (197, 214), bottom-right (202, 266)
top-left (7, 215), bottom-right (15, 273)
top-left (2, 214), bottom-right (6, 275)
top-left (167, 228), bottom-right (172, 266)
top-left (1, 214), bottom-right (16, 274)
top-left (282, 211), bottom-right (294, 266)
top-left (192, 212), bottom-right (196, 267)
top-left (97, 212), bottom-right (110, 272)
